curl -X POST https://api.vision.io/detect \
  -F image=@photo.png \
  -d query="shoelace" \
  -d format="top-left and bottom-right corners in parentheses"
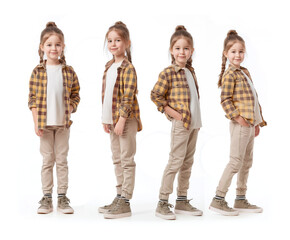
top-left (184, 199), bottom-right (197, 210)
top-left (160, 201), bottom-right (174, 213)
top-left (219, 199), bottom-right (232, 209)
top-left (59, 196), bottom-right (70, 207)
top-left (39, 197), bottom-right (51, 206)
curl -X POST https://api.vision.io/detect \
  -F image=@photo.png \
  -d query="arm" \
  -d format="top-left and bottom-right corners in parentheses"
top-left (118, 66), bottom-right (137, 118)
top-left (31, 108), bottom-right (43, 137)
top-left (114, 66), bottom-right (137, 135)
top-left (220, 72), bottom-right (240, 120)
top-left (69, 69), bottom-right (80, 113)
top-left (150, 71), bottom-right (169, 113)
top-left (28, 69), bottom-right (43, 136)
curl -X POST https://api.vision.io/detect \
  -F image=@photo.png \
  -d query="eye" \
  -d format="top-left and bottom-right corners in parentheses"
top-left (175, 47), bottom-right (180, 50)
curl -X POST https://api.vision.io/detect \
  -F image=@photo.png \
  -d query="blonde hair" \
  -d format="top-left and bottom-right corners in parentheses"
top-left (218, 30), bottom-right (245, 87)
top-left (39, 22), bottom-right (65, 64)
top-left (170, 25), bottom-right (194, 67)
top-left (105, 21), bottom-right (132, 62)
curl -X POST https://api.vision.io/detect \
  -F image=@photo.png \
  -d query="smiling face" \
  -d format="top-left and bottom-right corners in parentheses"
top-left (224, 41), bottom-right (245, 68)
top-left (41, 34), bottom-right (64, 65)
top-left (170, 38), bottom-right (193, 68)
top-left (107, 30), bottom-right (128, 62)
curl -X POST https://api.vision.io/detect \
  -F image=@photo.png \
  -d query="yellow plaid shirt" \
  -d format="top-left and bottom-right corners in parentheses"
top-left (28, 61), bottom-right (80, 129)
top-left (102, 58), bottom-right (142, 131)
top-left (151, 64), bottom-right (199, 130)
top-left (221, 65), bottom-right (267, 127)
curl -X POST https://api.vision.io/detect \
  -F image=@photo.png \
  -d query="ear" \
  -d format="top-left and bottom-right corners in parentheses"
top-left (126, 40), bottom-right (131, 49)
top-left (223, 51), bottom-right (228, 58)
top-left (191, 47), bottom-right (195, 56)
top-left (40, 43), bottom-right (44, 52)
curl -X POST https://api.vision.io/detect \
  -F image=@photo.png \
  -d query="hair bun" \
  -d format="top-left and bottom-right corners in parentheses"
top-left (46, 22), bottom-right (57, 28)
top-left (227, 30), bottom-right (238, 37)
top-left (175, 25), bottom-right (187, 32)
top-left (115, 21), bottom-right (126, 27)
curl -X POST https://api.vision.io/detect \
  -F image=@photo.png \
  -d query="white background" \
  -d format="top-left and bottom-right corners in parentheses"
top-left (1, 0), bottom-right (289, 239)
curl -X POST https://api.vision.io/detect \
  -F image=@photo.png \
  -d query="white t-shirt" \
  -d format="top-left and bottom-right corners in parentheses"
top-left (184, 68), bottom-right (202, 129)
top-left (102, 61), bottom-right (122, 124)
top-left (241, 70), bottom-right (262, 126)
top-left (46, 64), bottom-right (65, 126)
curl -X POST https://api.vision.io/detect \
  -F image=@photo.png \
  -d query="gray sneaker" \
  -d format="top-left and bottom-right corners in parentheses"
top-left (104, 198), bottom-right (131, 219)
top-left (155, 201), bottom-right (176, 220)
top-left (37, 196), bottom-right (53, 214)
top-left (175, 199), bottom-right (203, 216)
top-left (209, 198), bottom-right (239, 216)
top-left (98, 197), bottom-right (119, 214)
top-left (57, 196), bottom-right (74, 214)
top-left (234, 199), bottom-right (263, 213)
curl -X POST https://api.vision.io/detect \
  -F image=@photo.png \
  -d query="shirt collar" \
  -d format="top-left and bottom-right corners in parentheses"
top-left (172, 63), bottom-right (195, 73)
top-left (37, 59), bottom-right (66, 70)
top-left (105, 57), bottom-right (130, 71)
top-left (228, 64), bottom-right (247, 72)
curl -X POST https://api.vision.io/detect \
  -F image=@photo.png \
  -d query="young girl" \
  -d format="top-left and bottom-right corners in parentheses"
top-left (209, 30), bottom-right (267, 216)
top-left (151, 26), bottom-right (203, 220)
top-left (99, 21), bottom-right (142, 219)
top-left (28, 22), bottom-right (80, 214)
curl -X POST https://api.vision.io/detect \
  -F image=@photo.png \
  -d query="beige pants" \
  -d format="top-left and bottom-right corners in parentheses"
top-left (110, 118), bottom-right (138, 199)
top-left (40, 126), bottom-right (70, 195)
top-left (216, 121), bottom-right (255, 197)
top-left (159, 120), bottom-right (199, 200)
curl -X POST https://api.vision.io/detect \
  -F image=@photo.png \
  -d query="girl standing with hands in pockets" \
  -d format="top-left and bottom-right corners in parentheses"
top-left (209, 30), bottom-right (267, 216)
top-left (151, 26), bottom-right (203, 220)
top-left (99, 21), bottom-right (142, 219)
top-left (28, 22), bottom-right (80, 214)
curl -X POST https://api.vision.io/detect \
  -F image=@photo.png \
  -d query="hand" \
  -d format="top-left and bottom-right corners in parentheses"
top-left (234, 116), bottom-right (250, 127)
top-left (35, 125), bottom-right (43, 137)
top-left (103, 124), bottom-right (110, 134)
top-left (164, 106), bottom-right (182, 121)
top-left (255, 125), bottom-right (260, 137)
top-left (114, 117), bottom-right (126, 136)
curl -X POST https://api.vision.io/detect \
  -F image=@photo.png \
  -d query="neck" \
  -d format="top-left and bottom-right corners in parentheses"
top-left (46, 59), bottom-right (61, 65)
top-left (114, 54), bottom-right (125, 63)
top-left (176, 63), bottom-right (186, 68)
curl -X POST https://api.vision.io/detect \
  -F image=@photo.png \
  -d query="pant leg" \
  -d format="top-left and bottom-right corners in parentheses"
top-left (159, 120), bottom-right (190, 200)
top-left (110, 126), bottom-right (123, 196)
top-left (216, 121), bottom-right (253, 197)
top-left (118, 118), bottom-right (138, 199)
top-left (40, 127), bottom-right (55, 195)
top-left (54, 127), bottom-right (70, 195)
top-left (177, 127), bottom-right (199, 197)
top-left (236, 127), bottom-right (255, 196)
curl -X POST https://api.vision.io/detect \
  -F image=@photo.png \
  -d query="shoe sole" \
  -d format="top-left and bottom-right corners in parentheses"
top-left (174, 209), bottom-right (203, 216)
top-left (234, 208), bottom-right (263, 213)
top-left (209, 206), bottom-right (239, 216)
top-left (104, 212), bottom-right (132, 219)
top-left (155, 212), bottom-right (176, 220)
top-left (37, 208), bottom-right (53, 214)
top-left (57, 207), bottom-right (74, 214)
